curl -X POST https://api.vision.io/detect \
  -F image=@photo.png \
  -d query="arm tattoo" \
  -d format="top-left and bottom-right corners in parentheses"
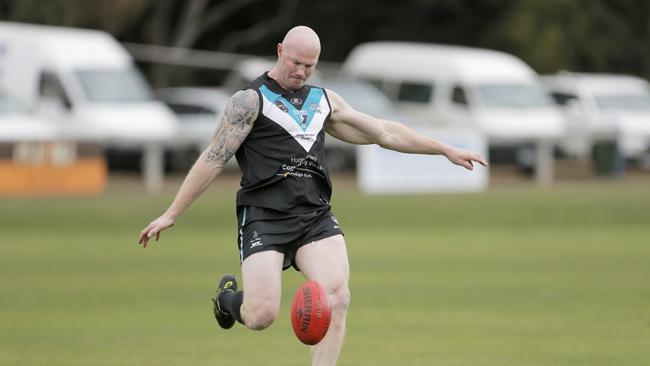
top-left (205, 89), bottom-right (258, 166)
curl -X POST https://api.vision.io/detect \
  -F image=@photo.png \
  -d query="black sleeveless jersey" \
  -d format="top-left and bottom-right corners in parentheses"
top-left (234, 73), bottom-right (334, 213)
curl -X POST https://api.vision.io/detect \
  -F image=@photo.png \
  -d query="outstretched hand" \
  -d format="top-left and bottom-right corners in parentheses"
top-left (138, 214), bottom-right (175, 248)
top-left (445, 145), bottom-right (488, 171)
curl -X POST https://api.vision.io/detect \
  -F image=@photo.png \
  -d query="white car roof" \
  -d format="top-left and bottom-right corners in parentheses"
top-left (0, 21), bottom-right (132, 69)
top-left (542, 72), bottom-right (650, 95)
top-left (343, 42), bottom-right (537, 83)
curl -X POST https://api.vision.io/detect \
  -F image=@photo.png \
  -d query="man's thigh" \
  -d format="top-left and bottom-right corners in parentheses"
top-left (241, 250), bottom-right (285, 308)
top-left (294, 234), bottom-right (349, 287)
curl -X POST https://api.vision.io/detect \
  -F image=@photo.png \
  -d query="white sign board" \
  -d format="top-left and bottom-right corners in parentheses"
top-left (357, 127), bottom-right (488, 194)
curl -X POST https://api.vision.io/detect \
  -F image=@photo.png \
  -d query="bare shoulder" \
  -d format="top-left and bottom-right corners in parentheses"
top-left (324, 89), bottom-right (352, 121)
top-left (204, 89), bottom-right (259, 166)
top-left (324, 88), bottom-right (344, 109)
top-left (224, 89), bottom-right (259, 125)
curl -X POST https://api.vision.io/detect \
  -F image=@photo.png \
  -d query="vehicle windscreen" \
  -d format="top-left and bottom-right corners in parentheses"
top-left (595, 94), bottom-right (650, 111)
top-left (326, 81), bottom-right (394, 115)
top-left (0, 93), bottom-right (28, 114)
top-left (478, 83), bottom-right (553, 109)
top-left (75, 68), bottom-right (154, 103)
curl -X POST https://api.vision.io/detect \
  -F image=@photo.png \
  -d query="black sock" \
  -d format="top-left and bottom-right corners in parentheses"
top-left (220, 290), bottom-right (244, 324)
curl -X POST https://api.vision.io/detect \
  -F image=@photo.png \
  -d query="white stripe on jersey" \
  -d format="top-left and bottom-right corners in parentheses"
top-left (259, 92), bottom-right (331, 152)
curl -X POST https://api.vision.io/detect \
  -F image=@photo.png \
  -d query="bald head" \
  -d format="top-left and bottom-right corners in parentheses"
top-left (268, 26), bottom-right (321, 91)
top-left (282, 26), bottom-right (321, 55)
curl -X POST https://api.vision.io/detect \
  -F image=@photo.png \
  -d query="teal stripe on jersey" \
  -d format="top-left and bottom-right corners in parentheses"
top-left (259, 85), bottom-right (324, 131)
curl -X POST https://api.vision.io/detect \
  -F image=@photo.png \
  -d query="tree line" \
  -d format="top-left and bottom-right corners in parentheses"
top-left (1, 0), bottom-right (648, 86)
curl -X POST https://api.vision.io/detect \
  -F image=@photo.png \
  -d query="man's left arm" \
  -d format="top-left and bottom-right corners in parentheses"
top-left (325, 89), bottom-right (488, 170)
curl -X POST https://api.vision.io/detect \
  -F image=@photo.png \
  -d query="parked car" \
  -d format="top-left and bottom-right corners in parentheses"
top-left (341, 42), bottom-right (565, 141)
top-left (155, 87), bottom-right (230, 170)
top-left (541, 72), bottom-right (650, 169)
top-left (0, 21), bottom-right (177, 179)
top-left (341, 42), bottom-right (566, 179)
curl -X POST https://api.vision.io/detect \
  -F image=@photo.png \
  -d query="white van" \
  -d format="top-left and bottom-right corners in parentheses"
top-left (0, 21), bottom-right (177, 189)
top-left (541, 72), bottom-right (650, 164)
top-left (342, 42), bottom-right (565, 181)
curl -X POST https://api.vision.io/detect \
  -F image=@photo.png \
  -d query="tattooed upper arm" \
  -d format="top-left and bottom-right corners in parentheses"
top-left (204, 89), bottom-right (258, 167)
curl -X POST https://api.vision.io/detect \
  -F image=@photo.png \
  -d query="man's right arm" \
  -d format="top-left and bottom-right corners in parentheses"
top-left (138, 89), bottom-right (259, 247)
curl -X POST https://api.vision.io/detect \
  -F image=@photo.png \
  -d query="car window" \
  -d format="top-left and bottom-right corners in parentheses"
top-left (595, 94), bottom-right (650, 111)
top-left (362, 78), bottom-right (384, 91)
top-left (75, 68), bottom-right (154, 103)
top-left (451, 86), bottom-right (468, 106)
top-left (167, 103), bottom-right (217, 115)
top-left (550, 92), bottom-right (579, 106)
top-left (479, 83), bottom-right (552, 109)
top-left (38, 71), bottom-right (73, 108)
top-left (397, 82), bottom-right (433, 104)
top-left (364, 79), bottom-right (399, 101)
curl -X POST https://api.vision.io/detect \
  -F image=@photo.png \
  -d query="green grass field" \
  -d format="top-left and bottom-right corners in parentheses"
top-left (1, 176), bottom-right (649, 366)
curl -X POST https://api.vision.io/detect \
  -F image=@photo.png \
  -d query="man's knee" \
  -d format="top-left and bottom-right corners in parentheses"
top-left (328, 282), bottom-right (350, 313)
top-left (243, 301), bottom-right (279, 330)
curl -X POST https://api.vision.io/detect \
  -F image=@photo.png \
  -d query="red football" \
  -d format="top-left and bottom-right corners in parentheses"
top-left (291, 280), bottom-right (331, 345)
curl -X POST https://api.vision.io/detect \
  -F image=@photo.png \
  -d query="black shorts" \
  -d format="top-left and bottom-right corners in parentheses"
top-left (236, 206), bottom-right (344, 271)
